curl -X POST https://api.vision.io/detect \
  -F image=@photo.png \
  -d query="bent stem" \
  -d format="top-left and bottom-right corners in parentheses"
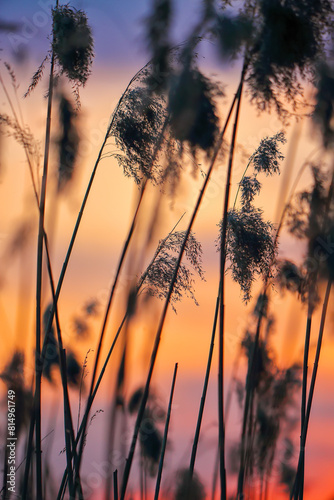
top-left (119, 77), bottom-right (240, 500)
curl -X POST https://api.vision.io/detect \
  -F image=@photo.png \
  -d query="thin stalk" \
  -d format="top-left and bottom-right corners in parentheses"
top-left (58, 208), bottom-right (183, 498)
top-left (189, 286), bottom-right (220, 475)
top-left (119, 73), bottom-right (240, 500)
top-left (22, 228), bottom-right (73, 499)
top-left (244, 390), bottom-right (256, 489)
top-left (91, 315), bottom-right (127, 404)
top-left (206, 144), bottom-right (318, 500)
top-left (73, 183), bottom-right (146, 493)
top-left (105, 334), bottom-right (128, 500)
top-left (216, 107), bottom-right (309, 500)
top-left (289, 163), bottom-right (329, 500)
top-left (60, 349), bottom-right (75, 497)
top-left (77, 350), bottom-right (91, 434)
top-left (1, 56), bottom-right (72, 500)
top-left (44, 234), bottom-right (83, 498)
top-left (298, 306), bottom-right (312, 500)
top-left (73, 118), bottom-right (169, 495)
top-left (60, 199), bottom-right (184, 497)
top-left (22, 406), bottom-right (35, 499)
top-left (57, 315), bottom-right (126, 500)
top-left (296, 170), bottom-right (334, 500)
top-left (234, 146), bottom-right (321, 500)
top-left (292, 278), bottom-right (332, 499)
top-left (25, 59), bottom-right (154, 499)
top-left (113, 470), bottom-right (118, 500)
top-left (140, 450), bottom-right (144, 500)
top-left (154, 363), bottom-right (178, 500)
top-left (35, 47), bottom-right (55, 499)
top-left (5, 114), bottom-right (78, 497)
top-left (236, 298), bottom-right (264, 500)
top-left (219, 64), bottom-right (246, 500)
top-left (40, 59), bottom-right (154, 369)
top-left (212, 347), bottom-right (242, 500)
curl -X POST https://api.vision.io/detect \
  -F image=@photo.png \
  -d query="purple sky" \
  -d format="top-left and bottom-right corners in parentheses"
top-left (0, 0), bottom-right (206, 69)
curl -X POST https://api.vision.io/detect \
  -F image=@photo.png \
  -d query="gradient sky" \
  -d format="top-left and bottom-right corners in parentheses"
top-left (1, 1), bottom-right (334, 499)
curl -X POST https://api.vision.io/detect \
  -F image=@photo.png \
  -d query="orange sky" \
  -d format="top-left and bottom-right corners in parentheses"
top-left (0, 57), bottom-right (334, 499)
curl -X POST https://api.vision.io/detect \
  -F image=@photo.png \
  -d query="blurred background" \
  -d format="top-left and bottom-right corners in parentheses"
top-left (0, 1), bottom-right (334, 498)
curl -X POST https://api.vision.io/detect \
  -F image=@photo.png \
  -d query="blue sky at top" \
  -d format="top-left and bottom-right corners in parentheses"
top-left (0, 0), bottom-right (208, 69)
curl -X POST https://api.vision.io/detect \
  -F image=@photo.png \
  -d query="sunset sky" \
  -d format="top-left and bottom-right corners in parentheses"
top-left (1, 1), bottom-right (334, 499)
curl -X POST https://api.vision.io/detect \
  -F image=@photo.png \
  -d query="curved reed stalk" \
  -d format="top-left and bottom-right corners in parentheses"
top-left (119, 77), bottom-right (241, 500)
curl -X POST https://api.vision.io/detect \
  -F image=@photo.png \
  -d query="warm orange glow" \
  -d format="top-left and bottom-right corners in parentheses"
top-left (1, 53), bottom-right (334, 500)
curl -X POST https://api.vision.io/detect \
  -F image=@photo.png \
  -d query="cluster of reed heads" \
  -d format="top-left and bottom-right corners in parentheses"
top-left (1, 0), bottom-right (334, 499)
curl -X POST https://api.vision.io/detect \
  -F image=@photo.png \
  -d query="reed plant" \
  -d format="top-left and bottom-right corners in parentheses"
top-left (1, 1), bottom-right (334, 500)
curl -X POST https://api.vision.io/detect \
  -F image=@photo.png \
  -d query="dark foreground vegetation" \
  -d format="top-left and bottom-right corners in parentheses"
top-left (1, 1), bottom-right (334, 499)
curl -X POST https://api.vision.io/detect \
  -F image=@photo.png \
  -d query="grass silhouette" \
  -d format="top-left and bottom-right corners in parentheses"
top-left (0, 1), bottom-right (334, 500)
